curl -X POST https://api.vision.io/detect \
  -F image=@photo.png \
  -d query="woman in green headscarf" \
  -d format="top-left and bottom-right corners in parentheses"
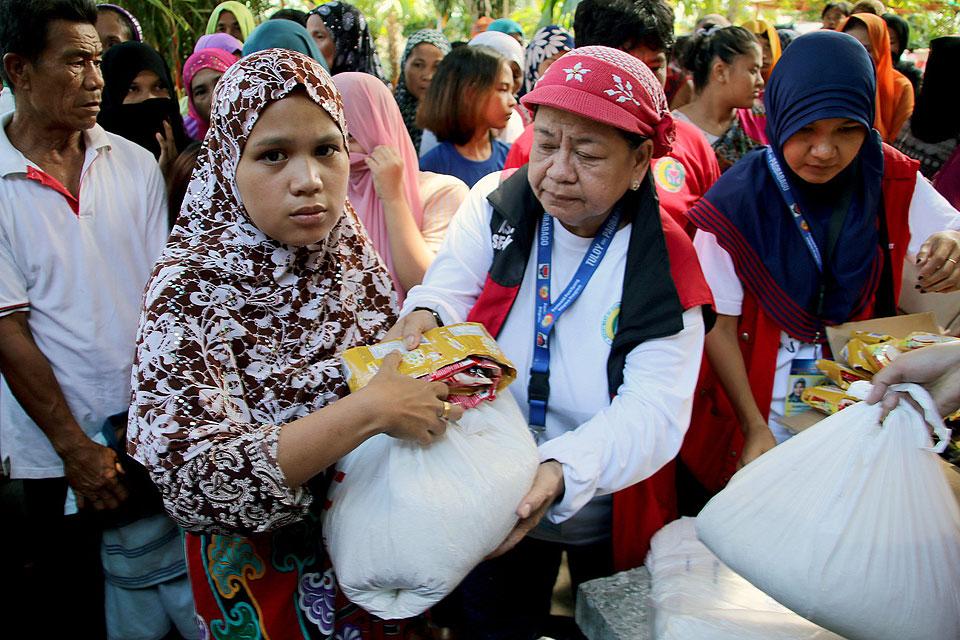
top-left (206, 1), bottom-right (257, 42)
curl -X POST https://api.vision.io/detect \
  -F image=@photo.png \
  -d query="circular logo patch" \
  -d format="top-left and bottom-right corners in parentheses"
top-left (601, 303), bottom-right (620, 346)
top-left (653, 157), bottom-right (686, 193)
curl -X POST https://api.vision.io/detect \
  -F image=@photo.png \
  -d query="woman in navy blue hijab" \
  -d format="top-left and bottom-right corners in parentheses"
top-left (692, 30), bottom-right (885, 337)
top-left (680, 30), bottom-right (960, 494)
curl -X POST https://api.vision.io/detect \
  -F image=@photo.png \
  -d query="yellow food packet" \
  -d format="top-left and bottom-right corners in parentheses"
top-left (815, 359), bottom-right (870, 389)
top-left (801, 385), bottom-right (859, 415)
top-left (841, 338), bottom-right (875, 373)
top-left (864, 342), bottom-right (901, 372)
top-left (340, 322), bottom-right (517, 394)
top-left (851, 330), bottom-right (894, 345)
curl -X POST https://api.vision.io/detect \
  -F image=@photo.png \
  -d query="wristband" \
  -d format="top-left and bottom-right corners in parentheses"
top-left (412, 307), bottom-right (443, 328)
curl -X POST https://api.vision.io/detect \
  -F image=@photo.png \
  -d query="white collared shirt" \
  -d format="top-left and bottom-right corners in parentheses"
top-left (0, 86), bottom-right (14, 116)
top-left (0, 112), bottom-right (168, 478)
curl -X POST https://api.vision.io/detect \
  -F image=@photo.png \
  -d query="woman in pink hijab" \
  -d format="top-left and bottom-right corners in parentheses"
top-left (333, 71), bottom-right (468, 299)
top-left (182, 47), bottom-right (238, 140)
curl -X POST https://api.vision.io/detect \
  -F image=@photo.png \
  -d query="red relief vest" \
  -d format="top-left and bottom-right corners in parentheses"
top-left (682, 144), bottom-right (918, 492)
top-left (466, 167), bottom-right (715, 570)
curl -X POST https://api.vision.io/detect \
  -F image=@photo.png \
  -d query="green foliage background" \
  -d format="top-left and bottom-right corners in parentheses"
top-left (123, 0), bottom-right (958, 88)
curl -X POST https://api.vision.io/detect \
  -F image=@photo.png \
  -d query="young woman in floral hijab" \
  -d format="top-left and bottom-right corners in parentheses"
top-left (128, 48), bottom-right (461, 639)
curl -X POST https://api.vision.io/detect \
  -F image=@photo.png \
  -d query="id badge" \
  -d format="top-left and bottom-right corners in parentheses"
top-left (784, 358), bottom-right (828, 417)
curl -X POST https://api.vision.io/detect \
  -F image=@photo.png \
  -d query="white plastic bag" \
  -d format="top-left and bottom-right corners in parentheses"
top-left (322, 392), bottom-right (539, 619)
top-left (696, 383), bottom-right (960, 640)
top-left (647, 518), bottom-right (842, 640)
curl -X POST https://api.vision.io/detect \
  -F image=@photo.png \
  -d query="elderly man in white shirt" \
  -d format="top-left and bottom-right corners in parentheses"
top-left (0, 0), bottom-right (167, 635)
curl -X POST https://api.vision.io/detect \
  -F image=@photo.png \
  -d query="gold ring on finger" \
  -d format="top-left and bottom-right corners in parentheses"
top-left (439, 400), bottom-right (452, 419)
top-left (947, 256), bottom-right (959, 265)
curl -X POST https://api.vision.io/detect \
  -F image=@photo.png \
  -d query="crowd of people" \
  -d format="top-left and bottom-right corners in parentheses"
top-left (0, 0), bottom-right (958, 638)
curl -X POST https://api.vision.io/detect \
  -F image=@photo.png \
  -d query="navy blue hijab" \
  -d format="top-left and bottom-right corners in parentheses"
top-left (688, 31), bottom-right (886, 342)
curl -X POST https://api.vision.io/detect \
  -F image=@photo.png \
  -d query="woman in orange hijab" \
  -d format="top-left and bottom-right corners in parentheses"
top-left (842, 13), bottom-right (914, 142)
top-left (471, 16), bottom-right (493, 38)
top-left (742, 18), bottom-right (781, 81)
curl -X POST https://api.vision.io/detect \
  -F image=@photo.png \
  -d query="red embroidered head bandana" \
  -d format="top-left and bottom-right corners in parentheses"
top-left (521, 45), bottom-right (675, 157)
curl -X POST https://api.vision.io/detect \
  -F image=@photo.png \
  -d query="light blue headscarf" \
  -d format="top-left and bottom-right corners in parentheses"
top-left (487, 18), bottom-right (523, 38)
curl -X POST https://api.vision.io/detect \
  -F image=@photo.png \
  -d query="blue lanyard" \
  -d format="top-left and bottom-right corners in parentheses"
top-left (765, 148), bottom-right (855, 340)
top-left (528, 208), bottom-right (622, 431)
top-left (765, 148), bottom-right (824, 273)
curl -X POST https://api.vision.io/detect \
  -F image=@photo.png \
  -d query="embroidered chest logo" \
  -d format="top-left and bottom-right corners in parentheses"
top-left (601, 303), bottom-right (620, 346)
top-left (491, 219), bottom-right (515, 252)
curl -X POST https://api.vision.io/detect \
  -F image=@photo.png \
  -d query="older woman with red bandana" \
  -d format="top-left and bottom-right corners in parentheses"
top-left (388, 46), bottom-right (714, 639)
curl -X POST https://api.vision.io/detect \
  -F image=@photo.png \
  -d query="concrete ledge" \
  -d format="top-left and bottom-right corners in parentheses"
top-left (575, 567), bottom-right (652, 640)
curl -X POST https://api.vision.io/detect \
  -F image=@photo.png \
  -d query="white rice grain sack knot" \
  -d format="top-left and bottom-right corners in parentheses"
top-left (696, 382), bottom-right (960, 640)
top-left (322, 392), bottom-right (539, 619)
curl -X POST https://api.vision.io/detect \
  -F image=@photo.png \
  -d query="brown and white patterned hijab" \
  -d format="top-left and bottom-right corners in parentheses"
top-left (129, 49), bottom-right (396, 488)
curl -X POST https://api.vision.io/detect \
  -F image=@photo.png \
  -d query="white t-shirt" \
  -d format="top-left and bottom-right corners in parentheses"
top-left (694, 173), bottom-right (960, 441)
top-left (404, 172), bottom-right (705, 543)
top-left (0, 113), bottom-right (168, 478)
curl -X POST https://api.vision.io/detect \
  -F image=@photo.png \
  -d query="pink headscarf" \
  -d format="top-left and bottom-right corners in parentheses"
top-left (182, 48), bottom-right (238, 141)
top-left (193, 33), bottom-right (243, 55)
top-left (333, 71), bottom-right (424, 300)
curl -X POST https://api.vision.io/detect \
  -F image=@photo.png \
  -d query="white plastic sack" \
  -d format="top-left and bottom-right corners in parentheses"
top-left (647, 517), bottom-right (842, 640)
top-left (697, 382), bottom-right (960, 640)
top-left (322, 392), bottom-right (539, 619)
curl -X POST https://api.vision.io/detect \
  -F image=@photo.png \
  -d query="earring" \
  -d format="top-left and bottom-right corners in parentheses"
top-left (630, 179), bottom-right (641, 191)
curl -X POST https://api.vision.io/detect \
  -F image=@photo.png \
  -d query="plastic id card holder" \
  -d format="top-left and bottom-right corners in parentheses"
top-left (784, 358), bottom-right (828, 417)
